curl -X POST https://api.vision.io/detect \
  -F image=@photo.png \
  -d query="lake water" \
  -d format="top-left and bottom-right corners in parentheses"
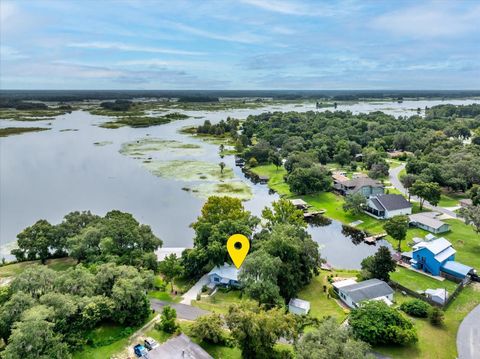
top-left (1, 99), bottom-right (479, 268)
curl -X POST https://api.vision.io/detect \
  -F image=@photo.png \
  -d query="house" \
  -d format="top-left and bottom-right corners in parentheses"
top-left (337, 279), bottom-right (394, 309)
top-left (149, 333), bottom-right (213, 359)
top-left (425, 288), bottom-right (448, 305)
top-left (409, 212), bottom-right (450, 234)
top-left (334, 177), bottom-right (384, 197)
top-left (288, 298), bottom-right (311, 315)
top-left (365, 194), bottom-right (412, 219)
top-left (332, 278), bottom-right (358, 294)
top-left (332, 172), bottom-right (349, 185)
top-left (207, 263), bottom-right (240, 288)
top-left (289, 199), bottom-right (309, 211)
top-left (411, 238), bottom-right (456, 276)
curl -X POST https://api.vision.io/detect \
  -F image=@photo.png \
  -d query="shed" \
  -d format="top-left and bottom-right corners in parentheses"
top-left (425, 288), bottom-right (448, 305)
top-left (288, 298), bottom-right (311, 315)
top-left (440, 261), bottom-right (474, 280)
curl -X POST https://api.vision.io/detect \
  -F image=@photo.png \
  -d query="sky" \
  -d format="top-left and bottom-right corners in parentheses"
top-left (0, 0), bottom-right (479, 90)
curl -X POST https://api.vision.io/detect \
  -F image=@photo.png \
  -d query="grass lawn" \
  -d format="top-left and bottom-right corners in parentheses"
top-left (296, 270), bottom-right (355, 323)
top-left (376, 282), bottom-right (480, 359)
top-left (438, 192), bottom-right (468, 208)
top-left (390, 266), bottom-right (457, 293)
top-left (0, 257), bottom-right (77, 278)
top-left (249, 164), bottom-right (291, 196)
top-left (442, 219), bottom-right (480, 269)
top-left (192, 290), bottom-right (245, 315)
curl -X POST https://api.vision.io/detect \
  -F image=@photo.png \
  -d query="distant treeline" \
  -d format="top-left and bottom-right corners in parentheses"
top-left (1, 90), bottom-right (479, 102)
top-left (426, 103), bottom-right (480, 119)
top-left (0, 99), bottom-right (48, 110)
top-left (100, 99), bottom-right (133, 111)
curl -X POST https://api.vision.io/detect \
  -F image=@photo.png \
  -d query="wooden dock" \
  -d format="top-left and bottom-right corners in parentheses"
top-left (303, 210), bottom-right (326, 219)
top-left (364, 233), bottom-right (387, 244)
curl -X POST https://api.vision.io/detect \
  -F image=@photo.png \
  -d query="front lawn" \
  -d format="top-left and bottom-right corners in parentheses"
top-left (390, 266), bottom-right (457, 293)
top-left (191, 289), bottom-right (245, 314)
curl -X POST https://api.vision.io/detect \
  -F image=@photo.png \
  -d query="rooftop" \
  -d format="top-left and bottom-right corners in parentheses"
top-left (409, 212), bottom-right (448, 230)
top-left (332, 278), bottom-right (358, 289)
top-left (441, 261), bottom-right (474, 276)
top-left (208, 263), bottom-right (239, 281)
top-left (413, 237), bottom-right (453, 255)
top-left (375, 194), bottom-right (412, 211)
top-left (290, 198), bottom-right (308, 206)
top-left (289, 298), bottom-right (311, 310)
top-left (343, 177), bottom-right (384, 191)
top-left (149, 334), bottom-right (212, 359)
top-left (340, 278), bottom-right (394, 303)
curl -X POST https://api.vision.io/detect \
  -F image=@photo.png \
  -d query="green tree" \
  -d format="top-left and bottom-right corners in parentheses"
top-left (80, 295), bottom-right (115, 329)
top-left (360, 246), bottom-right (396, 282)
top-left (157, 306), bottom-right (178, 333)
top-left (225, 303), bottom-right (295, 359)
top-left (247, 157), bottom-right (258, 167)
top-left (159, 254), bottom-right (183, 291)
top-left (12, 220), bottom-right (56, 263)
top-left (468, 185), bottom-right (480, 206)
top-left (286, 166), bottom-right (332, 195)
top-left (261, 198), bottom-right (306, 229)
top-left (239, 250), bottom-right (283, 306)
top-left (295, 317), bottom-right (374, 359)
top-left (383, 215), bottom-right (409, 251)
top-left (429, 307), bottom-right (445, 326)
top-left (0, 292), bottom-right (35, 341)
top-left (400, 174), bottom-right (417, 202)
top-left (400, 299), bottom-right (430, 318)
top-left (3, 306), bottom-right (71, 359)
top-left (343, 193), bottom-right (367, 215)
top-left (459, 205), bottom-right (480, 234)
top-left (111, 277), bottom-right (150, 325)
top-left (10, 266), bottom-right (56, 299)
top-left (349, 301), bottom-right (417, 346)
top-left (54, 265), bottom-right (96, 297)
top-left (410, 180), bottom-right (441, 210)
top-left (269, 152), bottom-right (282, 170)
top-left (190, 313), bottom-right (225, 344)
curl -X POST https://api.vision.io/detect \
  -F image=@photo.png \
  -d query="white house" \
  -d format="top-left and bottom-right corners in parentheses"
top-left (337, 279), bottom-right (394, 309)
top-left (288, 298), bottom-right (311, 315)
top-left (207, 264), bottom-right (240, 288)
top-left (365, 194), bottom-right (412, 219)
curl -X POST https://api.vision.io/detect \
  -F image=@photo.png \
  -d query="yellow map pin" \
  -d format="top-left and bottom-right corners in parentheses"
top-left (227, 234), bottom-right (250, 269)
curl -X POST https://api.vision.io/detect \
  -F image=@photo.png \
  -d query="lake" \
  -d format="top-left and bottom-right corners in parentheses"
top-left (1, 99), bottom-right (479, 268)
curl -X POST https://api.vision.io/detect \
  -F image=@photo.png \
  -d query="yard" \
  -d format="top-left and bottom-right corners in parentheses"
top-left (191, 289), bottom-right (245, 314)
top-left (390, 266), bottom-right (458, 293)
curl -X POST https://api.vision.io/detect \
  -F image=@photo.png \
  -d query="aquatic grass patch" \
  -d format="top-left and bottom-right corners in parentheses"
top-left (93, 141), bottom-right (113, 146)
top-left (120, 138), bottom-right (203, 158)
top-left (144, 160), bottom-right (234, 181)
top-left (190, 181), bottom-right (253, 200)
top-left (0, 127), bottom-right (50, 137)
top-left (98, 112), bottom-right (189, 128)
top-left (0, 108), bottom-right (71, 121)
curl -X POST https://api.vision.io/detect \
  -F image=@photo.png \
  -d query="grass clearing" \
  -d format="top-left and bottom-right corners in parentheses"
top-left (0, 257), bottom-right (77, 278)
top-left (390, 266), bottom-right (457, 292)
top-left (192, 290), bottom-right (245, 315)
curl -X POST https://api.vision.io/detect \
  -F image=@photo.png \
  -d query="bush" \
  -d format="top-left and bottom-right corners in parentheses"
top-left (327, 286), bottom-right (338, 299)
top-left (190, 313), bottom-right (225, 344)
top-left (155, 306), bottom-right (178, 333)
top-left (400, 299), bottom-right (430, 318)
top-left (429, 307), bottom-right (445, 326)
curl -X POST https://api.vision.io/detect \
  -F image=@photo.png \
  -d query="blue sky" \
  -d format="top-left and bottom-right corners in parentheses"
top-left (1, 0), bottom-right (479, 90)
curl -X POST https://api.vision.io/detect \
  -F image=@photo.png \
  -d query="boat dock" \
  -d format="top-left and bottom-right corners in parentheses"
top-left (303, 210), bottom-right (326, 219)
top-left (364, 233), bottom-right (387, 244)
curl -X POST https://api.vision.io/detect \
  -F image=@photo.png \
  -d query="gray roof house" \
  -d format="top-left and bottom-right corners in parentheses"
top-left (288, 298), bottom-right (311, 315)
top-left (148, 333), bottom-right (213, 359)
top-left (409, 212), bottom-right (450, 234)
top-left (207, 263), bottom-right (240, 288)
top-left (335, 177), bottom-right (384, 197)
top-left (337, 278), bottom-right (394, 308)
top-left (365, 194), bottom-right (412, 219)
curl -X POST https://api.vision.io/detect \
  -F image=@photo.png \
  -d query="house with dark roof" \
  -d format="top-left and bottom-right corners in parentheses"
top-left (148, 333), bottom-right (213, 359)
top-left (334, 176), bottom-right (384, 197)
top-left (365, 194), bottom-right (412, 219)
top-left (337, 278), bottom-right (394, 308)
top-left (409, 212), bottom-right (450, 234)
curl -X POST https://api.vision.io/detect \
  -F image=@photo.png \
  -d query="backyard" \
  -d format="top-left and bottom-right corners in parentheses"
top-left (390, 266), bottom-right (458, 292)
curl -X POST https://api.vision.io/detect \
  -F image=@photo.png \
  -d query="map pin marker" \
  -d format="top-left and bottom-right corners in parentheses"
top-left (227, 234), bottom-right (250, 269)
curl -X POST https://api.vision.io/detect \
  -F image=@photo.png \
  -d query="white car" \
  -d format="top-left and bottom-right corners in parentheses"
top-left (144, 338), bottom-right (159, 351)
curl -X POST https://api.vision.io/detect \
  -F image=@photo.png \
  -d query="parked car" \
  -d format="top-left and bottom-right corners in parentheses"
top-left (134, 344), bottom-right (148, 358)
top-left (144, 337), bottom-right (159, 350)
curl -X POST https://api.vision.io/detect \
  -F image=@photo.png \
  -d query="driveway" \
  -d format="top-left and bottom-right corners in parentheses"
top-left (457, 304), bottom-right (480, 359)
top-left (389, 164), bottom-right (459, 219)
top-left (180, 273), bottom-right (210, 305)
top-left (150, 299), bottom-right (210, 321)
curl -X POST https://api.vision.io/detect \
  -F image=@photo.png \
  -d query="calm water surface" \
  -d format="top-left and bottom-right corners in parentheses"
top-left (1, 99), bottom-right (478, 268)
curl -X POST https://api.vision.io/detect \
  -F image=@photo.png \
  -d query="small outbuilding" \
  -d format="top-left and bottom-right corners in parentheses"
top-left (425, 288), bottom-right (448, 305)
top-left (409, 212), bottom-right (450, 234)
top-left (290, 199), bottom-right (309, 211)
top-left (288, 298), bottom-right (311, 315)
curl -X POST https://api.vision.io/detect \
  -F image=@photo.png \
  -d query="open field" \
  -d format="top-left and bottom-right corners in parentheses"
top-left (390, 266), bottom-right (458, 292)
top-left (0, 257), bottom-right (77, 278)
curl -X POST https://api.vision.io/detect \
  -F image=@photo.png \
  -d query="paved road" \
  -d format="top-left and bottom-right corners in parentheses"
top-left (457, 304), bottom-right (480, 359)
top-left (150, 299), bottom-right (210, 321)
top-left (389, 164), bottom-right (459, 219)
top-left (180, 273), bottom-right (210, 305)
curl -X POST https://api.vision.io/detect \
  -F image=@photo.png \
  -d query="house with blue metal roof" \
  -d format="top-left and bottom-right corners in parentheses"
top-left (207, 263), bottom-right (240, 288)
top-left (411, 237), bottom-right (474, 280)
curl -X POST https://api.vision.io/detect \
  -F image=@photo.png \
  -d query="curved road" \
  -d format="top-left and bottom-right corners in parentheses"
top-left (389, 164), bottom-right (459, 219)
top-left (457, 304), bottom-right (480, 359)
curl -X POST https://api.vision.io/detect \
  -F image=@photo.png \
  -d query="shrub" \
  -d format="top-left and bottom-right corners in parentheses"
top-left (327, 286), bottom-right (338, 299)
top-left (400, 299), bottom-right (431, 318)
top-left (429, 307), bottom-right (445, 326)
top-left (155, 306), bottom-right (178, 333)
top-left (190, 313), bottom-right (225, 344)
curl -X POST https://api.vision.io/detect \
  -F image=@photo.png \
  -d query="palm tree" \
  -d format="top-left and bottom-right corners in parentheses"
top-left (219, 162), bottom-right (226, 174)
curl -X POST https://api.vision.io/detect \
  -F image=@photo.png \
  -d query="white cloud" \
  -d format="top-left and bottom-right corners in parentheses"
top-left (372, 3), bottom-right (480, 38)
top-left (0, 45), bottom-right (27, 60)
top-left (67, 42), bottom-right (205, 56)
top-left (240, 0), bottom-right (356, 17)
